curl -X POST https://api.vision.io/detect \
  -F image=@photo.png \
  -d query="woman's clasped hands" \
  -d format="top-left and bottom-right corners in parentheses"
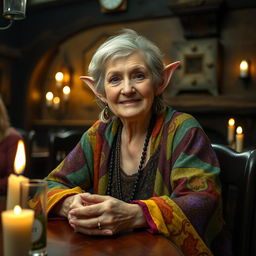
top-left (64, 193), bottom-right (147, 236)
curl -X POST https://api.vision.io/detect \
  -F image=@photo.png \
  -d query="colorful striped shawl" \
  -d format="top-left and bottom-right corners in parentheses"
top-left (46, 106), bottom-right (230, 256)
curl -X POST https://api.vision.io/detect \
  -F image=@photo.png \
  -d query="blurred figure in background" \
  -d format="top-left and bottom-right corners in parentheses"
top-left (0, 96), bottom-right (23, 195)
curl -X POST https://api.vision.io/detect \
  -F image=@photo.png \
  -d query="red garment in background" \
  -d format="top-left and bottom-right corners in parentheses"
top-left (0, 128), bottom-right (23, 195)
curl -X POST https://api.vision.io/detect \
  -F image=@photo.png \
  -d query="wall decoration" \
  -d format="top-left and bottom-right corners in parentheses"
top-left (170, 39), bottom-right (219, 96)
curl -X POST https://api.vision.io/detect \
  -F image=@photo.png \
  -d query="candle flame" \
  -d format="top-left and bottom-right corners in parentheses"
top-left (55, 71), bottom-right (64, 82)
top-left (53, 96), bottom-right (60, 105)
top-left (63, 85), bottom-right (71, 95)
top-left (228, 118), bottom-right (235, 126)
top-left (14, 140), bottom-right (26, 175)
top-left (46, 91), bottom-right (53, 101)
top-left (13, 205), bottom-right (22, 215)
top-left (236, 126), bottom-right (243, 135)
top-left (240, 60), bottom-right (248, 71)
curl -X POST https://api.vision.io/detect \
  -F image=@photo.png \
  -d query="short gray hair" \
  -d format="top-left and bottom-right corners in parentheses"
top-left (88, 29), bottom-right (166, 121)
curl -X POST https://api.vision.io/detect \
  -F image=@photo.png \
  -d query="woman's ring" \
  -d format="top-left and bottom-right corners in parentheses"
top-left (97, 219), bottom-right (101, 230)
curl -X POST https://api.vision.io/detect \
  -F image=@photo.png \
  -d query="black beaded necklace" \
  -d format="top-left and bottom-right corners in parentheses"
top-left (106, 115), bottom-right (154, 203)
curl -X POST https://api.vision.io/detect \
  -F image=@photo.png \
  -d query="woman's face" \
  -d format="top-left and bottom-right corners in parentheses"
top-left (103, 52), bottom-right (155, 122)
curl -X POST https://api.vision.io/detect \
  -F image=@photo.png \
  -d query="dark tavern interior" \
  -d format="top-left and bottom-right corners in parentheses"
top-left (0, 0), bottom-right (256, 174)
top-left (0, 0), bottom-right (256, 256)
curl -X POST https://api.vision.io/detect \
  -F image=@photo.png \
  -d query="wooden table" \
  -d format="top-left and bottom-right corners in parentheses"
top-left (0, 198), bottom-right (183, 256)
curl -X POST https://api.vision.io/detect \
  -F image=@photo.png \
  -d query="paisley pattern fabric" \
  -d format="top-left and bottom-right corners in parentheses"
top-left (45, 106), bottom-right (231, 256)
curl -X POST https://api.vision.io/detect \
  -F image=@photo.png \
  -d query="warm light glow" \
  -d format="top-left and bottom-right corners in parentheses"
top-left (240, 60), bottom-right (248, 71)
top-left (236, 126), bottom-right (243, 135)
top-left (46, 91), bottom-right (53, 101)
top-left (228, 118), bottom-right (235, 126)
top-left (13, 205), bottom-right (22, 215)
top-left (63, 85), bottom-right (70, 95)
top-left (14, 140), bottom-right (26, 175)
top-left (53, 96), bottom-right (60, 104)
top-left (55, 72), bottom-right (64, 82)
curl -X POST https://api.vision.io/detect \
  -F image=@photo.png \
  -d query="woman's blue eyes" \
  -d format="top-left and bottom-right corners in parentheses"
top-left (109, 76), bottom-right (120, 84)
top-left (109, 73), bottom-right (145, 84)
top-left (134, 73), bottom-right (145, 80)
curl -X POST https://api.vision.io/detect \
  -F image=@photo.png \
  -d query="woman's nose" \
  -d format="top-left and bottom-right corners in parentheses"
top-left (121, 79), bottom-right (135, 95)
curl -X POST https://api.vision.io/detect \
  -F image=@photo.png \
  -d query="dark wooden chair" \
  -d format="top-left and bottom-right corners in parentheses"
top-left (212, 144), bottom-right (256, 256)
top-left (48, 130), bottom-right (84, 170)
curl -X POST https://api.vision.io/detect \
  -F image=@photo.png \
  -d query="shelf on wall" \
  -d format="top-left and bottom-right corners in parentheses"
top-left (166, 95), bottom-right (256, 114)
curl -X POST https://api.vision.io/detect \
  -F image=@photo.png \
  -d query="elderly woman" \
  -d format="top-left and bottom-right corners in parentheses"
top-left (46, 29), bottom-right (231, 256)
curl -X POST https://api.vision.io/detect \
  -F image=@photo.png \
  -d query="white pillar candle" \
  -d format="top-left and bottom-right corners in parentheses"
top-left (240, 60), bottom-right (249, 78)
top-left (1, 205), bottom-right (34, 256)
top-left (227, 118), bottom-right (235, 146)
top-left (236, 126), bottom-right (244, 152)
top-left (45, 91), bottom-right (53, 107)
top-left (6, 140), bottom-right (28, 210)
top-left (63, 85), bottom-right (70, 101)
top-left (55, 71), bottom-right (64, 88)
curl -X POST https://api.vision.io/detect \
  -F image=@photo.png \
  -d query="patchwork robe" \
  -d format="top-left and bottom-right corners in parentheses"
top-left (46, 106), bottom-right (231, 256)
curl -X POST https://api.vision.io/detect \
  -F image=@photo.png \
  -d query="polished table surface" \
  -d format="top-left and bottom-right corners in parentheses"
top-left (0, 198), bottom-right (183, 256)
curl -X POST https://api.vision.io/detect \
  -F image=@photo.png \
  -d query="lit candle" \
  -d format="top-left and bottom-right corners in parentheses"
top-left (1, 205), bottom-right (34, 256)
top-left (6, 140), bottom-right (28, 210)
top-left (63, 85), bottom-right (71, 101)
top-left (240, 60), bottom-right (249, 78)
top-left (236, 126), bottom-right (244, 152)
top-left (45, 91), bottom-right (53, 107)
top-left (55, 71), bottom-right (64, 88)
top-left (53, 96), bottom-right (60, 109)
top-left (227, 118), bottom-right (235, 146)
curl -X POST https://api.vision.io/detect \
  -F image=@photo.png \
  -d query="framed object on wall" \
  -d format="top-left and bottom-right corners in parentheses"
top-left (170, 39), bottom-right (219, 96)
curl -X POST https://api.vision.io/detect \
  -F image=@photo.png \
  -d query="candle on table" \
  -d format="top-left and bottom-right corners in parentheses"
top-left (236, 126), bottom-right (244, 152)
top-left (1, 205), bottom-right (34, 256)
top-left (240, 60), bottom-right (249, 79)
top-left (227, 118), bottom-right (235, 146)
top-left (6, 140), bottom-right (28, 210)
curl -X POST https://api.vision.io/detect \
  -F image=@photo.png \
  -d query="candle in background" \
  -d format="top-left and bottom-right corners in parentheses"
top-left (1, 205), bottom-right (34, 256)
top-left (45, 91), bottom-right (54, 107)
top-left (227, 118), bottom-right (235, 146)
top-left (6, 140), bottom-right (28, 210)
top-left (63, 85), bottom-right (71, 101)
top-left (55, 71), bottom-right (64, 88)
top-left (236, 126), bottom-right (244, 152)
top-left (240, 60), bottom-right (249, 79)
top-left (53, 96), bottom-right (60, 109)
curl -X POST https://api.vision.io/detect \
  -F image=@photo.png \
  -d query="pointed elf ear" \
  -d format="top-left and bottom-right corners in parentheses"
top-left (80, 76), bottom-right (106, 102)
top-left (156, 61), bottom-right (180, 95)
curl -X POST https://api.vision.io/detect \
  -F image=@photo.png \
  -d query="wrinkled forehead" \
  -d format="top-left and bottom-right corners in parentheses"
top-left (104, 51), bottom-right (148, 72)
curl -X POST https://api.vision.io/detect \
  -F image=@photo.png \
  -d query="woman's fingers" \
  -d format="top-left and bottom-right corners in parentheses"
top-left (80, 193), bottom-right (110, 204)
top-left (69, 202), bottom-right (103, 218)
top-left (69, 217), bottom-right (113, 236)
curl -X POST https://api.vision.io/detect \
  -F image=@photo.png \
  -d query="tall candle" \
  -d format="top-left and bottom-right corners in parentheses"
top-left (1, 205), bottom-right (34, 256)
top-left (236, 126), bottom-right (244, 152)
top-left (45, 91), bottom-right (53, 107)
top-left (6, 140), bottom-right (28, 210)
top-left (227, 118), bottom-right (235, 146)
top-left (240, 60), bottom-right (249, 78)
top-left (63, 85), bottom-right (71, 101)
top-left (55, 71), bottom-right (64, 88)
